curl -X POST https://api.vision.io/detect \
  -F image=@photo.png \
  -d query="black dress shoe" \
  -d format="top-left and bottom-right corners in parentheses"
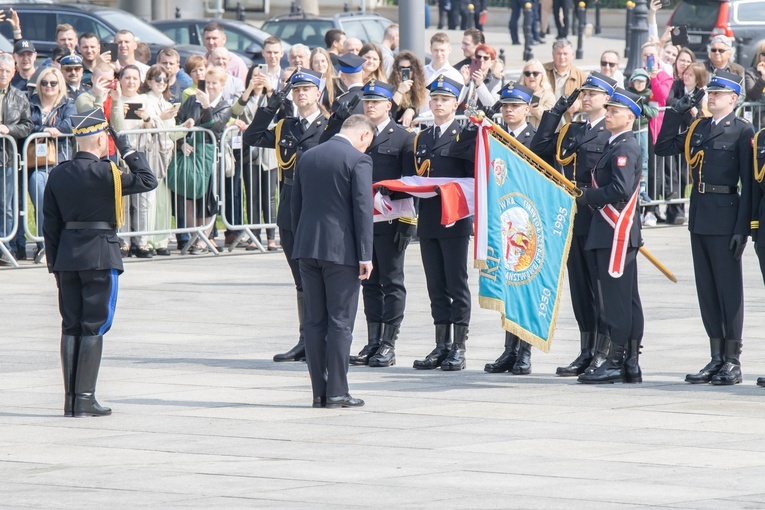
top-left (155, 248), bottom-right (171, 256)
top-left (312, 397), bottom-right (326, 408)
top-left (326, 394), bottom-right (364, 408)
top-left (757, 377), bottom-right (765, 388)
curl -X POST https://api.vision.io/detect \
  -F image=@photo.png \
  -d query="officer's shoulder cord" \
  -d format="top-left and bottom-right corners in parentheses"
top-left (684, 118), bottom-right (704, 182)
top-left (414, 130), bottom-right (430, 177)
top-left (755, 130), bottom-right (765, 183)
top-left (110, 161), bottom-right (124, 228)
top-left (274, 119), bottom-right (296, 182)
top-left (555, 122), bottom-right (577, 179)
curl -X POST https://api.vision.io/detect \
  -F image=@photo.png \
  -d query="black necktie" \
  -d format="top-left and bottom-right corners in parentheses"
top-left (434, 126), bottom-right (441, 142)
top-left (300, 118), bottom-right (309, 133)
top-left (509, 131), bottom-right (516, 138)
top-left (586, 123), bottom-right (592, 132)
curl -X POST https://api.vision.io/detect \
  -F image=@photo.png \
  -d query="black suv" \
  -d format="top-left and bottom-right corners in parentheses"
top-left (260, 11), bottom-right (392, 47)
top-left (0, 3), bottom-right (206, 64)
top-left (669, 0), bottom-right (765, 66)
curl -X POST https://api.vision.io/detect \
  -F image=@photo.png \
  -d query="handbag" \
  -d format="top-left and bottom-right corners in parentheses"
top-left (222, 143), bottom-right (236, 178)
top-left (166, 132), bottom-right (216, 199)
top-left (27, 138), bottom-right (57, 168)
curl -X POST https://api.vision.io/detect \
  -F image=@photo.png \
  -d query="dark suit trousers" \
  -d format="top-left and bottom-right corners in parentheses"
top-left (757, 242), bottom-right (765, 286)
top-left (594, 248), bottom-right (642, 346)
top-left (300, 258), bottom-right (361, 399)
top-left (56, 269), bottom-right (119, 336)
top-left (567, 233), bottom-right (601, 334)
top-left (690, 234), bottom-right (744, 340)
top-left (508, 0), bottom-right (523, 44)
top-left (280, 228), bottom-right (303, 292)
top-left (553, 0), bottom-right (571, 38)
top-left (420, 236), bottom-right (471, 326)
top-left (362, 233), bottom-right (407, 326)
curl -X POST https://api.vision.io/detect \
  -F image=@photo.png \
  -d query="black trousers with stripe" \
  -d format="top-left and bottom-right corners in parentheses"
top-left (56, 269), bottom-right (119, 336)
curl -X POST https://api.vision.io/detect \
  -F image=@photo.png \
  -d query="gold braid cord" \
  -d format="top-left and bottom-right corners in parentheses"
top-left (755, 130), bottom-right (765, 184)
top-left (555, 122), bottom-right (577, 180)
top-left (413, 131), bottom-right (431, 177)
top-left (274, 119), bottom-right (296, 182)
top-left (110, 161), bottom-right (125, 228)
top-left (684, 118), bottom-right (704, 183)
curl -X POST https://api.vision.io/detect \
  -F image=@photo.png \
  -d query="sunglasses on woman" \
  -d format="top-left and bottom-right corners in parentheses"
top-left (475, 55), bottom-right (492, 61)
top-left (41, 80), bottom-right (58, 87)
top-left (152, 76), bottom-right (169, 83)
top-left (523, 71), bottom-right (541, 77)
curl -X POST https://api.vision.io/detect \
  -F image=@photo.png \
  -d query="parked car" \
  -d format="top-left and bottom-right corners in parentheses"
top-left (260, 10), bottom-right (392, 48)
top-left (0, 3), bottom-right (207, 65)
top-left (668, 0), bottom-right (765, 66)
top-left (152, 18), bottom-right (289, 65)
top-left (0, 32), bottom-right (11, 53)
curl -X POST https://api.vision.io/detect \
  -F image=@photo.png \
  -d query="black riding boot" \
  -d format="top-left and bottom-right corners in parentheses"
top-left (583, 333), bottom-right (611, 374)
top-left (413, 324), bottom-right (452, 370)
top-left (711, 340), bottom-right (743, 385)
top-left (511, 339), bottom-right (532, 375)
top-left (61, 334), bottom-right (79, 417)
top-left (73, 335), bottom-right (111, 417)
top-left (484, 332), bottom-right (519, 373)
top-left (556, 332), bottom-right (595, 376)
top-left (578, 342), bottom-right (625, 384)
top-left (623, 339), bottom-right (642, 383)
top-left (441, 325), bottom-right (468, 371)
top-left (685, 338), bottom-right (724, 384)
top-left (350, 322), bottom-right (383, 366)
top-left (368, 324), bottom-right (397, 367)
top-left (273, 290), bottom-right (306, 362)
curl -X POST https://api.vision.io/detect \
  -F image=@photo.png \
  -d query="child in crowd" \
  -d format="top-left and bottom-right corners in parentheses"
top-left (627, 68), bottom-right (659, 225)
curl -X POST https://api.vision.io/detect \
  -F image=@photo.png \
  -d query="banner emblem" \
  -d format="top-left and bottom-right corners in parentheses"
top-left (500, 193), bottom-right (543, 284)
top-left (492, 158), bottom-right (507, 186)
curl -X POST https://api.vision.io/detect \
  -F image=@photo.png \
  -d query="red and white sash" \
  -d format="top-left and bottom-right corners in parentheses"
top-left (592, 175), bottom-right (640, 278)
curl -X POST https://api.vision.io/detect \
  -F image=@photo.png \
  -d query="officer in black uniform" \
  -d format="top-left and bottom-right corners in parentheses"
top-left (412, 75), bottom-right (474, 372)
top-left (42, 109), bottom-right (158, 417)
top-left (344, 80), bottom-right (417, 368)
top-left (576, 89), bottom-right (645, 384)
top-left (753, 130), bottom-right (765, 388)
top-left (326, 53), bottom-right (366, 120)
top-left (656, 71), bottom-right (753, 386)
top-left (530, 71), bottom-right (617, 377)
top-left (243, 69), bottom-right (327, 363)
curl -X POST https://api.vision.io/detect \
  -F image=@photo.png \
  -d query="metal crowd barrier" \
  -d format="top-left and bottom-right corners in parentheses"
top-left (736, 101), bottom-right (765, 132)
top-left (0, 134), bottom-right (20, 267)
top-left (218, 124), bottom-right (278, 253)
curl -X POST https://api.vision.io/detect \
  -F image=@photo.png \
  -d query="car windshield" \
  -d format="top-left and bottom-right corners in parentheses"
top-left (671, 0), bottom-right (724, 30)
top-left (99, 10), bottom-right (175, 45)
top-left (261, 19), bottom-right (334, 46)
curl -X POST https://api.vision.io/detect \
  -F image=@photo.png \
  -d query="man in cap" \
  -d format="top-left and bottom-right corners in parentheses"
top-left (60, 53), bottom-right (88, 101)
top-left (42, 109), bottom-right (157, 416)
top-left (706, 35), bottom-right (745, 77)
top-left (343, 80), bottom-right (416, 368)
top-left (575, 88), bottom-right (645, 384)
top-left (411, 75), bottom-right (474, 372)
top-left (656, 71), bottom-right (753, 386)
top-left (11, 39), bottom-right (36, 93)
top-left (244, 69), bottom-right (327, 363)
top-left (322, 53), bottom-right (367, 129)
top-left (531, 71), bottom-right (618, 378)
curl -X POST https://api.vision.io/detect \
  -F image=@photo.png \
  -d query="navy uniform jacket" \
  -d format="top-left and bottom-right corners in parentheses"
top-left (368, 121), bottom-right (416, 236)
top-left (291, 136), bottom-right (373, 267)
top-left (582, 131), bottom-right (643, 251)
top-left (415, 120), bottom-right (474, 239)
top-left (451, 121), bottom-right (536, 154)
top-left (42, 151), bottom-right (158, 273)
top-left (752, 131), bottom-right (765, 245)
top-left (655, 110), bottom-right (754, 237)
top-left (243, 107), bottom-right (326, 229)
top-left (330, 86), bottom-right (364, 116)
top-left (530, 111), bottom-right (611, 236)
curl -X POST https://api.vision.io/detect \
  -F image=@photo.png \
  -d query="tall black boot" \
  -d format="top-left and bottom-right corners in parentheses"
top-left (273, 290), bottom-right (306, 362)
top-left (350, 322), bottom-right (383, 366)
top-left (511, 339), bottom-right (532, 375)
top-left (578, 342), bottom-right (625, 384)
top-left (583, 333), bottom-right (610, 374)
top-left (484, 332), bottom-right (519, 373)
top-left (61, 334), bottom-right (79, 417)
top-left (413, 324), bottom-right (452, 370)
top-left (368, 324), bottom-right (397, 367)
top-left (623, 339), bottom-right (642, 384)
top-left (685, 338), bottom-right (724, 384)
top-left (73, 335), bottom-right (111, 417)
top-left (556, 332), bottom-right (595, 376)
top-left (441, 325), bottom-right (468, 371)
top-left (711, 339), bottom-right (743, 385)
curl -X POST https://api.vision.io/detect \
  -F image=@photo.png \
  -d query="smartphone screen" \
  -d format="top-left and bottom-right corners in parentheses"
top-left (646, 54), bottom-right (655, 72)
top-left (198, 79), bottom-right (206, 92)
top-left (125, 103), bottom-right (142, 120)
top-left (400, 67), bottom-right (411, 81)
top-left (109, 42), bottom-right (119, 57)
top-left (469, 58), bottom-right (482, 77)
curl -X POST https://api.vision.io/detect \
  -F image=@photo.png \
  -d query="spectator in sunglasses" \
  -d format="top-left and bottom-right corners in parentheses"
top-left (599, 50), bottom-right (625, 88)
top-left (519, 59), bottom-right (554, 128)
top-left (706, 35), bottom-right (744, 77)
top-left (460, 43), bottom-right (501, 109)
top-left (60, 53), bottom-right (88, 101)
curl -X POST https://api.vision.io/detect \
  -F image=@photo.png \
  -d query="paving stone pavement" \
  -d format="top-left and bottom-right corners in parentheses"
top-left (2, 223), bottom-right (765, 508)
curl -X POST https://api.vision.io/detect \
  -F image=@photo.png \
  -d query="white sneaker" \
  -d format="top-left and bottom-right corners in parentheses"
top-left (643, 212), bottom-right (657, 227)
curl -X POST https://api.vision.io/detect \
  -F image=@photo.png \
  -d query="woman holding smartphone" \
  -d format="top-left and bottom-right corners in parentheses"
top-left (389, 51), bottom-right (426, 127)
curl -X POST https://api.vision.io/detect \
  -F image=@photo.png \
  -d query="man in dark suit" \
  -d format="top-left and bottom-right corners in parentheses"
top-left (412, 75), bottom-right (474, 372)
top-left (43, 109), bottom-right (158, 416)
top-left (656, 71), bottom-right (753, 386)
top-left (243, 69), bottom-right (327, 363)
top-left (576, 89), bottom-right (645, 384)
top-left (291, 114), bottom-right (375, 409)
top-left (531, 71), bottom-right (617, 377)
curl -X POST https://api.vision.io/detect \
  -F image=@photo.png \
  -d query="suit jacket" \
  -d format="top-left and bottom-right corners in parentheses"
top-left (582, 131), bottom-right (643, 251)
top-left (43, 151), bottom-right (158, 273)
top-left (543, 61), bottom-right (586, 122)
top-left (655, 110), bottom-right (754, 236)
top-left (291, 136), bottom-right (374, 267)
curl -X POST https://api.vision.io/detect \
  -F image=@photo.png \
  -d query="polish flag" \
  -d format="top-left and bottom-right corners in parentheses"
top-left (373, 176), bottom-right (474, 226)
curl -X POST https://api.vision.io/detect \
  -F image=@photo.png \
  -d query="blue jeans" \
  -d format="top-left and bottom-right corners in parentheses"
top-left (1, 165), bottom-right (14, 243)
top-left (29, 168), bottom-right (49, 247)
top-left (637, 129), bottom-right (649, 198)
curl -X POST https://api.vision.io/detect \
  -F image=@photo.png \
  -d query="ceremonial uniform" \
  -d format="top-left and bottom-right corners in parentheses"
top-left (326, 54), bottom-right (366, 120)
top-left (530, 72), bottom-right (617, 376)
top-left (753, 132), bottom-right (765, 388)
top-left (655, 72), bottom-right (753, 385)
top-left (412, 75), bottom-right (474, 372)
top-left (43, 109), bottom-right (158, 416)
top-left (243, 70), bottom-right (327, 362)
top-left (577, 89), bottom-right (644, 384)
